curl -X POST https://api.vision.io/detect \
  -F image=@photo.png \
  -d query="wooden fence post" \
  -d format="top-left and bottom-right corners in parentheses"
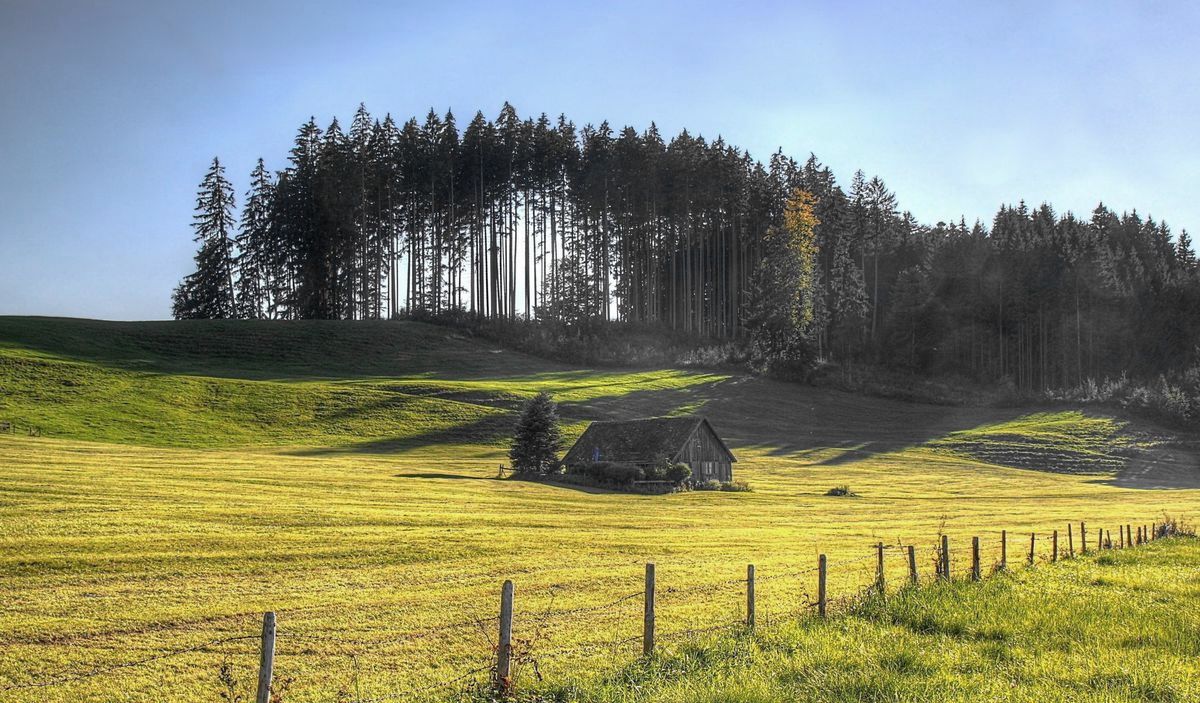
top-left (1068, 524), bottom-right (1075, 558)
top-left (1080, 522), bottom-right (1087, 555)
top-left (818, 554), bottom-right (828, 618)
top-left (875, 543), bottom-right (886, 594)
top-left (1028, 532), bottom-right (1036, 565)
top-left (907, 545), bottom-right (918, 585)
top-left (1119, 525), bottom-right (1125, 549)
top-left (971, 537), bottom-right (981, 581)
top-left (940, 535), bottom-right (950, 581)
top-left (643, 564), bottom-right (655, 656)
top-left (1052, 530), bottom-right (1059, 563)
top-left (746, 564), bottom-right (755, 630)
top-left (255, 612), bottom-right (276, 703)
top-left (1000, 530), bottom-right (1007, 571)
top-left (496, 580), bottom-right (514, 687)
top-left (1127, 524), bottom-right (1133, 548)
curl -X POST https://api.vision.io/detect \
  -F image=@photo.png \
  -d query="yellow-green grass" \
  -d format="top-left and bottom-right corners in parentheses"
top-left (2, 434), bottom-right (1197, 702)
top-left (530, 537), bottom-right (1200, 702)
top-left (1, 317), bottom-right (1199, 702)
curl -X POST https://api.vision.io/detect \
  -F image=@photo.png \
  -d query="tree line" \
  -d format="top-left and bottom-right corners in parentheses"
top-left (174, 102), bottom-right (1199, 390)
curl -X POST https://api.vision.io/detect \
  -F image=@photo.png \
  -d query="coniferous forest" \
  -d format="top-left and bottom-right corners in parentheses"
top-left (174, 102), bottom-right (1200, 396)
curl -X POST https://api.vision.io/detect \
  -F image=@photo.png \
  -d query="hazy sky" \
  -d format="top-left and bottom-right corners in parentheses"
top-left (1, 1), bottom-right (1196, 319)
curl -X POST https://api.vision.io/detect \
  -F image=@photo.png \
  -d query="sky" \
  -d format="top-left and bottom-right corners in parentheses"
top-left (1, 1), bottom-right (1197, 320)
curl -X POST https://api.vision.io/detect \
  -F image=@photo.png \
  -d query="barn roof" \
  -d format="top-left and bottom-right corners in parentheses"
top-left (562, 415), bottom-right (736, 465)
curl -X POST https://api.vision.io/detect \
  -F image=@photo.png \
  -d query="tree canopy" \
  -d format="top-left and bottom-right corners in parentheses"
top-left (174, 103), bottom-right (1200, 390)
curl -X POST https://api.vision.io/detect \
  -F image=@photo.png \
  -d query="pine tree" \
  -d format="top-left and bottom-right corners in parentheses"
top-left (828, 229), bottom-right (869, 362)
top-left (172, 157), bottom-right (238, 319)
top-left (235, 158), bottom-right (274, 319)
top-left (509, 392), bottom-right (562, 475)
top-left (1177, 229), bottom-right (1196, 272)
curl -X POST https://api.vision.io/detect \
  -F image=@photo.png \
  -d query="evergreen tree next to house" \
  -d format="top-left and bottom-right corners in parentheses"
top-left (172, 157), bottom-right (238, 319)
top-left (509, 392), bottom-right (562, 475)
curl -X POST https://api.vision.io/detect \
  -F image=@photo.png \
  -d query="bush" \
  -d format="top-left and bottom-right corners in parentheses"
top-left (664, 462), bottom-right (691, 484)
top-left (1157, 515), bottom-right (1196, 538)
top-left (570, 461), bottom-right (644, 486)
top-left (694, 479), bottom-right (751, 492)
top-left (825, 485), bottom-right (858, 497)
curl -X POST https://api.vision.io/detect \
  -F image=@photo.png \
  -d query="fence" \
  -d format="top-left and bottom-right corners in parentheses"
top-left (1, 518), bottom-right (1176, 702)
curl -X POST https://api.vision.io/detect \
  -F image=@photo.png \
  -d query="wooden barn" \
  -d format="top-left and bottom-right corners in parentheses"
top-left (562, 416), bottom-right (737, 482)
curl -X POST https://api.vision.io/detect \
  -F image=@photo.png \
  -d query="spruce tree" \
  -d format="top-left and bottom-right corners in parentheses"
top-left (235, 158), bottom-right (274, 319)
top-left (828, 229), bottom-right (870, 362)
top-left (509, 392), bottom-right (562, 475)
top-left (172, 157), bottom-right (238, 319)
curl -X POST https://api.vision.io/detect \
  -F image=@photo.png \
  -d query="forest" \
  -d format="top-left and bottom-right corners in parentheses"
top-left (174, 102), bottom-right (1200, 396)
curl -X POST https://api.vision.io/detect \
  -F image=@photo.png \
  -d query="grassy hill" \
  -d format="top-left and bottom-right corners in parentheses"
top-left (1, 317), bottom-right (1199, 702)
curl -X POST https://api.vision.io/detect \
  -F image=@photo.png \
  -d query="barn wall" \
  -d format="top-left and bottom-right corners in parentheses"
top-left (676, 425), bottom-right (732, 482)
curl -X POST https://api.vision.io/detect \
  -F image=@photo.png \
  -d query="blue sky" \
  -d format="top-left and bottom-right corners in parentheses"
top-left (1, 1), bottom-right (1196, 319)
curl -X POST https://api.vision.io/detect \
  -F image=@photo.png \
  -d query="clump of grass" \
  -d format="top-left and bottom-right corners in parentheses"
top-left (1157, 515), bottom-right (1196, 538)
top-left (824, 485), bottom-right (857, 497)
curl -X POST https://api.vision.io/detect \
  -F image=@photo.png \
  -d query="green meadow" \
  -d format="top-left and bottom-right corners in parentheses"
top-left (1, 317), bottom-right (1198, 702)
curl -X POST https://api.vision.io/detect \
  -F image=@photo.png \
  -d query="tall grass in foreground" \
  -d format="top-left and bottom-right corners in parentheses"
top-left (503, 538), bottom-right (1200, 703)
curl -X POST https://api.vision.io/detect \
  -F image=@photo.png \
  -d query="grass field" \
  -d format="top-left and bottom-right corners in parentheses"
top-left (2, 317), bottom-right (1199, 702)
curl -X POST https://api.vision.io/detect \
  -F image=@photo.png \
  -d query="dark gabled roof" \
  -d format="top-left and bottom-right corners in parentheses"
top-left (562, 416), bottom-right (736, 465)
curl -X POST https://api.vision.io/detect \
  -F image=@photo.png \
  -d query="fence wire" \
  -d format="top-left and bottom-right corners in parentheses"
top-left (3, 519), bottom-right (1162, 701)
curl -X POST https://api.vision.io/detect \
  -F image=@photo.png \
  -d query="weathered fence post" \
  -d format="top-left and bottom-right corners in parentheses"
top-left (256, 612), bottom-right (276, 703)
top-left (940, 535), bottom-right (950, 581)
top-left (818, 554), bottom-right (828, 618)
top-left (1119, 525), bottom-right (1125, 549)
top-left (1000, 530), bottom-right (1007, 571)
top-left (643, 564), bottom-right (655, 656)
top-left (1028, 532), bottom-right (1036, 565)
top-left (907, 545), bottom-right (918, 585)
top-left (1127, 524), bottom-right (1133, 548)
top-left (971, 537), bottom-right (981, 581)
top-left (1080, 522), bottom-right (1087, 555)
top-left (1068, 524), bottom-right (1075, 558)
top-left (496, 580), bottom-right (514, 687)
top-left (875, 543), bottom-right (886, 594)
top-left (1052, 530), bottom-right (1059, 562)
top-left (746, 564), bottom-right (755, 630)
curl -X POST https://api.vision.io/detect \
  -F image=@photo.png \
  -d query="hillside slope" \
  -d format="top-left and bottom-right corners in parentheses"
top-left (0, 317), bottom-right (1195, 482)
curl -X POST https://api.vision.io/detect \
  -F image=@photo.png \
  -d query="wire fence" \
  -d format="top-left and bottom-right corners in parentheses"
top-left (0, 518), bottom-right (1175, 702)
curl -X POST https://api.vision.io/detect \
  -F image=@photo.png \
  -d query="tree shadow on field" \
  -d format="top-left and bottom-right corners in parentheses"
top-left (682, 376), bottom-right (1011, 463)
top-left (290, 378), bottom-right (728, 457)
top-left (392, 472), bottom-right (494, 480)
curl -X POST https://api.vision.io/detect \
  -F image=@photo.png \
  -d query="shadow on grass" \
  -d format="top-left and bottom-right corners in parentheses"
top-left (290, 381), bottom-right (728, 456)
top-left (392, 472), bottom-right (495, 480)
